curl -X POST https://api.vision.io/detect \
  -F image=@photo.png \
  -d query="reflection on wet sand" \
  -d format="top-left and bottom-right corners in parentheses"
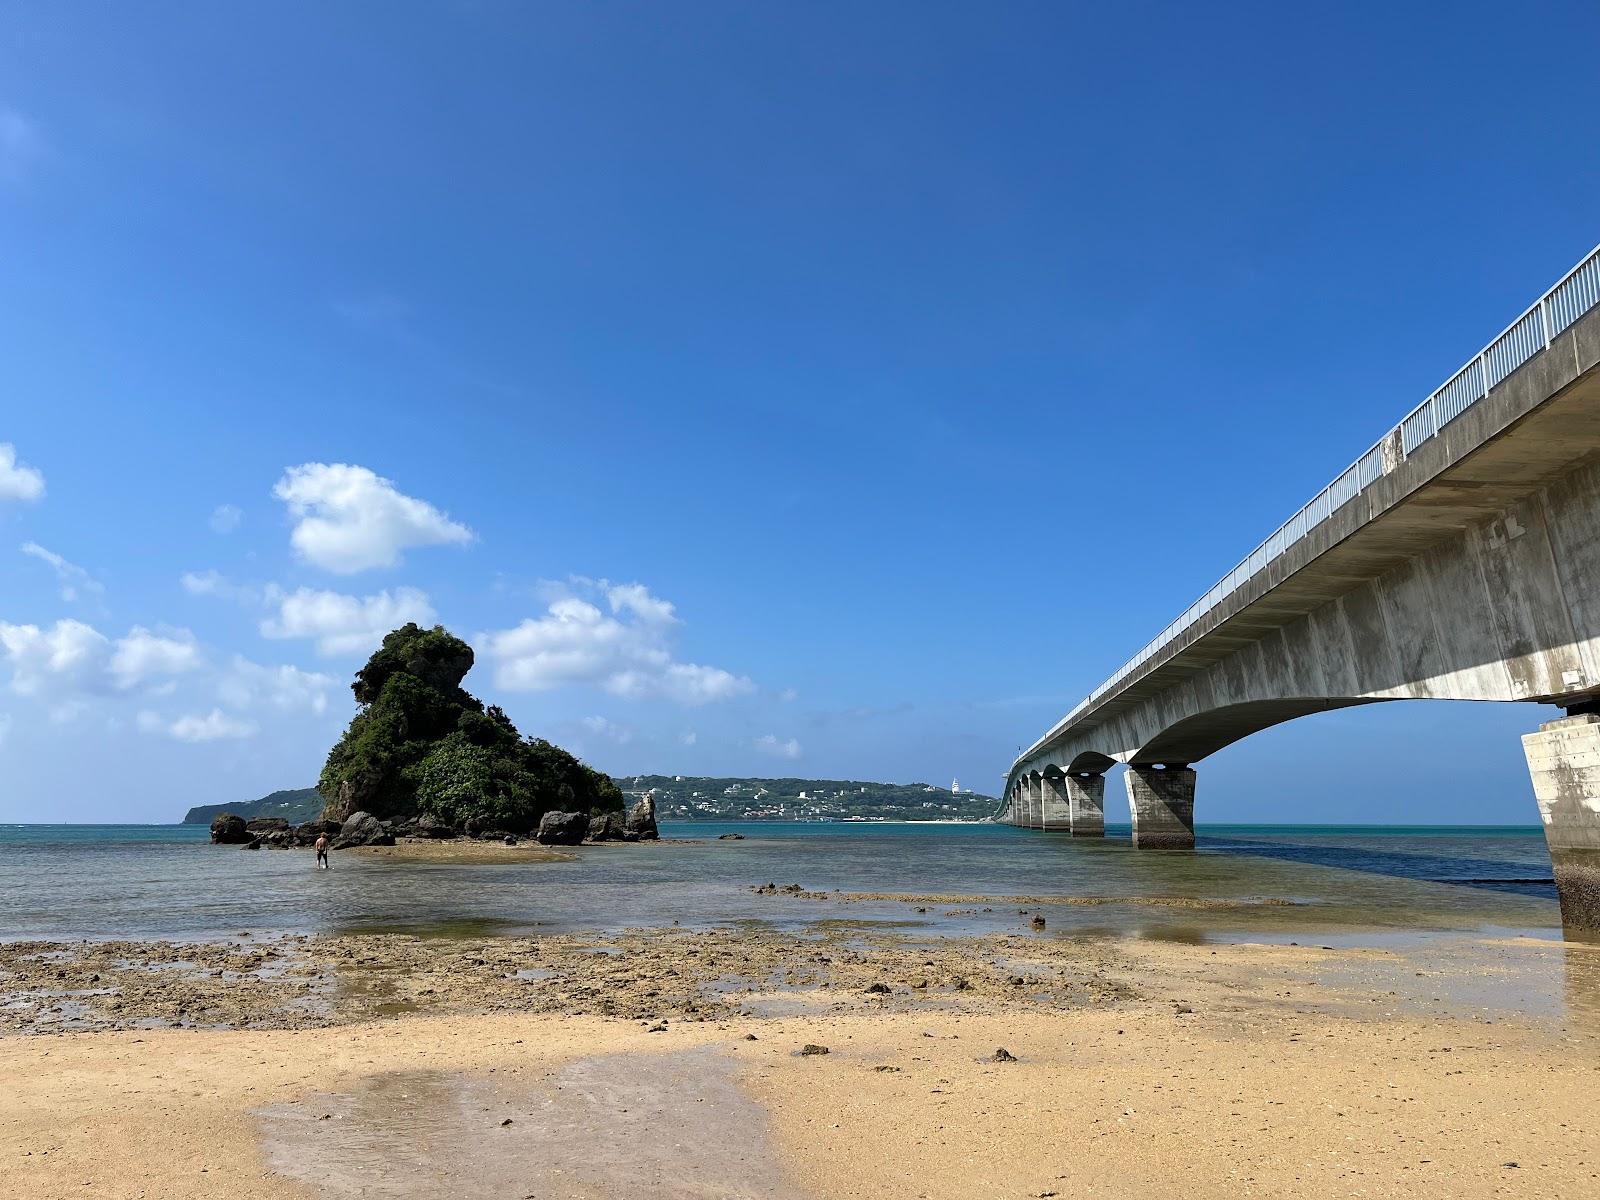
top-left (257, 1047), bottom-right (805, 1199)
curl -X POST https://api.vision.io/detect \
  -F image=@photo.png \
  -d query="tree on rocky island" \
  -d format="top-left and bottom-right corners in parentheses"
top-left (317, 623), bottom-right (624, 834)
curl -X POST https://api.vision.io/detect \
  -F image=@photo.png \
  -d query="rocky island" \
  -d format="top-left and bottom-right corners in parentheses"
top-left (208, 623), bottom-right (656, 850)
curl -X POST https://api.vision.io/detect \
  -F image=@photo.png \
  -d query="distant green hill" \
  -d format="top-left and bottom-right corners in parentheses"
top-left (182, 787), bottom-right (324, 826)
top-left (621, 775), bottom-right (996, 821)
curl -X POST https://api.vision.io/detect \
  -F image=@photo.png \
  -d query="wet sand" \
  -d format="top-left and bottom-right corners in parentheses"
top-left (347, 837), bottom-right (578, 865)
top-left (4, 911), bottom-right (1600, 1197)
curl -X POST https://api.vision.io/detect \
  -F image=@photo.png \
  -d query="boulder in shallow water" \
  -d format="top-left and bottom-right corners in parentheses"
top-left (625, 794), bottom-right (659, 840)
top-left (588, 812), bottom-right (626, 842)
top-left (245, 817), bottom-right (290, 834)
top-left (536, 810), bottom-right (588, 846)
top-left (209, 813), bottom-right (250, 844)
top-left (295, 819), bottom-right (341, 842)
top-left (331, 810), bottom-right (394, 849)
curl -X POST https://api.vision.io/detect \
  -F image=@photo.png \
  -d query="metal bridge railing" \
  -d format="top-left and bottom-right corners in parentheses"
top-left (1017, 243), bottom-right (1600, 775)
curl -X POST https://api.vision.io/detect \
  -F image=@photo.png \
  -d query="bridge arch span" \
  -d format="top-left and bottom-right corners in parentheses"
top-left (998, 245), bottom-right (1600, 927)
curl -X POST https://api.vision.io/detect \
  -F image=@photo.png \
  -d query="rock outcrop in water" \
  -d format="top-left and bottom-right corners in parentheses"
top-left (317, 623), bottom-right (625, 837)
top-left (209, 813), bottom-right (250, 844)
top-left (625, 794), bottom-right (660, 840)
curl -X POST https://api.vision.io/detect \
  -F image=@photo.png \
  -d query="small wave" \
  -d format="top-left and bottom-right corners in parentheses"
top-left (1424, 876), bottom-right (1554, 885)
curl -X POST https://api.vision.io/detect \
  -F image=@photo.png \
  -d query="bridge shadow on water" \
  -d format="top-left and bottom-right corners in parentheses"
top-left (1192, 830), bottom-right (1557, 900)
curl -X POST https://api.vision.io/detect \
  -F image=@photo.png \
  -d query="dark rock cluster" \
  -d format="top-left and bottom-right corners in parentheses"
top-left (210, 812), bottom-right (343, 849)
top-left (209, 794), bottom-right (662, 853)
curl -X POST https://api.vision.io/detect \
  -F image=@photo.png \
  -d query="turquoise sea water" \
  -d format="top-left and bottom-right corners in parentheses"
top-left (0, 820), bottom-right (1558, 944)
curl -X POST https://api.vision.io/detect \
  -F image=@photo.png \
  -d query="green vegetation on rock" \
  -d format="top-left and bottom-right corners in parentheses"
top-left (182, 787), bottom-right (324, 826)
top-left (317, 623), bottom-right (623, 833)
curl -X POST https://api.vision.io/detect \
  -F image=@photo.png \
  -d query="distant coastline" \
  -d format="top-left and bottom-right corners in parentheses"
top-left (181, 775), bottom-right (1000, 826)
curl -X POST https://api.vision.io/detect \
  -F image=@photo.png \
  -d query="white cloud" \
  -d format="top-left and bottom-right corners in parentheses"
top-left (0, 109), bottom-right (42, 185)
top-left (755, 734), bottom-right (802, 760)
top-left (218, 656), bottom-right (337, 715)
top-left (21, 542), bottom-right (103, 602)
top-left (607, 582), bottom-right (677, 625)
top-left (273, 463), bottom-right (473, 574)
top-left (209, 504), bottom-right (242, 534)
top-left (0, 443), bottom-right (45, 503)
top-left (142, 708), bottom-right (257, 743)
top-left (108, 627), bottom-right (203, 690)
top-left (180, 569), bottom-right (263, 606)
top-left (579, 715), bottom-right (634, 744)
top-left (680, 730), bottom-right (698, 747)
top-left (0, 620), bottom-right (203, 698)
top-left (0, 619), bottom-right (110, 695)
top-left (779, 687), bottom-right (799, 703)
top-left (261, 585), bottom-right (436, 657)
top-left (479, 580), bottom-right (753, 705)
top-left (182, 569), bottom-right (225, 596)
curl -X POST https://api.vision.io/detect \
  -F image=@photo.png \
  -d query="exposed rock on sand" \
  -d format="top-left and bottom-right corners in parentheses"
top-left (331, 810), bottom-right (394, 849)
top-left (0, 923), bottom-right (1142, 1034)
top-left (626, 794), bottom-right (659, 840)
top-left (537, 810), bottom-right (589, 846)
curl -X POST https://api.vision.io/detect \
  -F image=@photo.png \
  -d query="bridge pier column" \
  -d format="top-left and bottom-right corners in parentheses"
top-left (1027, 773), bottom-right (1043, 829)
top-left (1040, 774), bottom-right (1072, 831)
top-left (1523, 713), bottom-right (1600, 931)
top-left (1064, 773), bottom-right (1105, 837)
top-left (1125, 764), bottom-right (1196, 850)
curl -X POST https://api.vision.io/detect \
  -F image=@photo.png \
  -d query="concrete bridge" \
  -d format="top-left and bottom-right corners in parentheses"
top-left (999, 245), bottom-right (1600, 929)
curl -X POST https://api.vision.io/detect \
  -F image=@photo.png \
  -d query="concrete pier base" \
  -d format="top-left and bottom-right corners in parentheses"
top-left (1040, 773), bottom-right (1073, 831)
top-left (1522, 713), bottom-right (1600, 932)
top-left (1064, 774), bottom-right (1106, 837)
top-left (1125, 765), bottom-right (1196, 850)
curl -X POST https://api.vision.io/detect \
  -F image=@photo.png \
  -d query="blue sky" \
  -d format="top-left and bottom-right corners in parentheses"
top-left (2, 1), bottom-right (1597, 824)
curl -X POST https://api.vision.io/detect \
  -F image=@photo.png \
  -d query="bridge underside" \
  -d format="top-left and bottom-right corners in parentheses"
top-left (1002, 296), bottom-right (1600, 931)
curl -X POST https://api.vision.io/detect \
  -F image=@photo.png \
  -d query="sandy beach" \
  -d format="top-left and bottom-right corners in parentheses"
top-left (4, 904), bottom-right (1599, 1199)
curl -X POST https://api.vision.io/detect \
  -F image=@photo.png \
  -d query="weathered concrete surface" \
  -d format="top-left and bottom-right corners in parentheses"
top-left (1523, 713), bottom-right (1600, 930)
top-left (1064, 773), bottom-right (1106, 837)
top-left (999, 289), bottom-right (1600, 924)
top-left (1125, 766), bottom-right (1196, 850)
top-left (1039, 772), bottom-right (1072, 831)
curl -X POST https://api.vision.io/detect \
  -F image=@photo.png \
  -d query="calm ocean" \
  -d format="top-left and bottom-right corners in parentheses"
top-left (0, 821), bottom-right (1558, 944)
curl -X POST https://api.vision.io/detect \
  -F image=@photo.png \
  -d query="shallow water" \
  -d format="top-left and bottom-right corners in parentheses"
top-left (0, 821), bottom-right (1560, 944)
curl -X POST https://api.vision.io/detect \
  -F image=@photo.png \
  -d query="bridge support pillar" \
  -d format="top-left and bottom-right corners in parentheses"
top-left (1040, 774), bottom-right (1072, 831)
top-left (1027, 774), bottom-right (1044, 829)
top-left (1064, 774), bottom-right (1106, 836)
top-left (1523, 713), bottom-right (1600, 931)
top-left (1125, 765), bottom-right (1196, 850)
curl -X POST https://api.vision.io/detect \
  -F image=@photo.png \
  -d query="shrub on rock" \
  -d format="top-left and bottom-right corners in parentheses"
top-left (316, 623), bottom-right (625, 835)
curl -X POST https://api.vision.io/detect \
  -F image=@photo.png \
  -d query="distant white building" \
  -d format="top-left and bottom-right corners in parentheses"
top-left (951, 778), bottom-right (961, 794)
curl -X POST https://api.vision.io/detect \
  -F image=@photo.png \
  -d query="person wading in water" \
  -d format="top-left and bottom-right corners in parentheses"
top-left (315, 833), bottom-right (329, 870)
